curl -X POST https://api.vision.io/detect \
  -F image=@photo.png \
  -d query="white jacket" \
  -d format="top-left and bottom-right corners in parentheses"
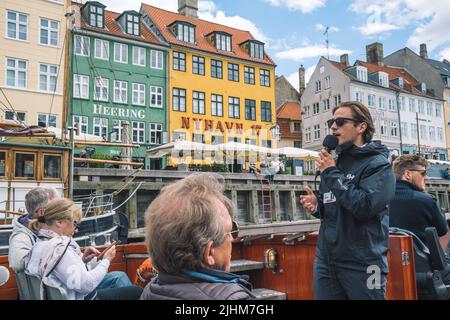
top-left (25, 229), bottom-right (110, 300)
top-left (8, 216), bottom-right (37, 273)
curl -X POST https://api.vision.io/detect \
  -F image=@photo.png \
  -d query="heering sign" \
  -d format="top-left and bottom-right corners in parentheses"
top-left (93, 104), bottom-right (146, 119)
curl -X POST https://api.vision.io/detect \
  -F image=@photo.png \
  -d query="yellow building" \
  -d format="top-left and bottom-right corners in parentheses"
top-left (0, 0), bottom-right (68, 129)
top-left (141, 1), bottom-right (276, 168)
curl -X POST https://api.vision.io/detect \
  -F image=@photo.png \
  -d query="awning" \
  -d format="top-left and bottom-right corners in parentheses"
top-left (277, 147), bottom-right (319, 159)
top-left (146, 140), bottom-right (216, 159)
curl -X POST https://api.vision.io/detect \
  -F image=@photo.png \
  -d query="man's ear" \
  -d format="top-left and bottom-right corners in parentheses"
top-left (36, 208), bottom-right (44, 217)
top-left (203, 241), bottom-right (215, 267)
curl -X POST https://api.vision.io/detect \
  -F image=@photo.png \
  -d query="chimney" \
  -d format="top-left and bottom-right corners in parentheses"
top-left (299, 65), bottom-right (305, 98)
top-left (178, 0), bottom-right (198, 18)
top-left (366, 42), bottom-right (384, 65)
top-left (420, 43), bottom-right (428, 59)
top-left (340, 54), bottom-right (349, 66)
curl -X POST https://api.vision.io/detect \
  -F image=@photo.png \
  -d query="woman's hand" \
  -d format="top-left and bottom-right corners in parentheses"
top-left (103, 245), bottom-right (116, 262)
top-left (82, 246), bottom-right (100, 263)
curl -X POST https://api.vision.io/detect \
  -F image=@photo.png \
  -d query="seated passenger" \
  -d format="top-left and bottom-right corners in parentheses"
top-left (25, 198), bottom-right (141, 300)
top-left (140, 173), bottom-right (254, 300)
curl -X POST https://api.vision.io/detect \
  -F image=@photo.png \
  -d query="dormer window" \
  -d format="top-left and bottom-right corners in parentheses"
top-left (249, 41), bottom-right (264, 60)
top-left (421, 82), bottom-right (426, 93)
top-left (398, 77), bottom-right (404, 88)
top-left (126, 14), bottom-right (140, 36)
top-left (175, 22), bottom-right (195, 44)
top-left (215, 33), bottom-right (231, 52)
top-left (378, 72), bottom-right (388, 88)
top-left (89, 5), bottom-right (104, 28)
top-left (356, 66), bottom-right (367, 82)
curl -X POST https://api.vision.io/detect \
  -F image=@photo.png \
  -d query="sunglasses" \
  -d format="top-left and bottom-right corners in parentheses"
top-left (73, 220), bottom-right (79, 229)
top-left (226, 221), bottom-right (240, 240)
top-left (327, 117), bottom-right (359, 128)
top-left (408, 169), bottom-right (427, 177)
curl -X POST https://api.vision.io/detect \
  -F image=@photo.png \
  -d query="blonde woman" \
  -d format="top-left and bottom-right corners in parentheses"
top-left (25, 198), bottom-right (141, 300)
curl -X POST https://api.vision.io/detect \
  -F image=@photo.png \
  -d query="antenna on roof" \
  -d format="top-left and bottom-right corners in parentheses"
top-left (323, 26), bottom-right (330, 59)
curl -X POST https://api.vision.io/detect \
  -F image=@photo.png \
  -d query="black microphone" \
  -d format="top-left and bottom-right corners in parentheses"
top-left (315, 135), bottom-right (339, 178)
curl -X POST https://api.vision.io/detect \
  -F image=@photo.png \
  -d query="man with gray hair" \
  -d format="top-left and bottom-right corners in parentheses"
top-left (140, 173), bottom-right (254, 300)
top-left (9, 187), bottom-right (59, 273)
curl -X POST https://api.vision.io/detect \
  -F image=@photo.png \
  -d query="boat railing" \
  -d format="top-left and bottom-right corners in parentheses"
top-left (75, 193), bottom-right (114, 218)
top-left (0, 200), bottom-right (26, 224)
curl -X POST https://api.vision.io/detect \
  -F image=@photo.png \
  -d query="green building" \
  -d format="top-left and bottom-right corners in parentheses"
top-left (69, 1), bottom-right (169, 169)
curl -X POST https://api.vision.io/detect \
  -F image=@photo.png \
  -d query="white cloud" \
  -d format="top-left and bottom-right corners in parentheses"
top-left (286, 65), bottom-right (316, 90)
top-left (354, 22), bottom-right (398, 36)
top-left (315, 24), bottom-right (339, 33)
top-left (276, 45), bottom-right (351, 62)
top-left (439, 47), bottom-right (450, 62)
top-left (264, 0), bottom-right (326, 13)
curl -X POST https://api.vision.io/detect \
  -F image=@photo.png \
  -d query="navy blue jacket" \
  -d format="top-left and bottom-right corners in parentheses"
top-left (314, 141), bottom-right (396, 273)
top-left (390, 180), bottom-right (448, 245)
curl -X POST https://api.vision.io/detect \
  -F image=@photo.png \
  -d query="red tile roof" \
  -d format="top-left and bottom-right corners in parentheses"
top-left (276, 101), bottom-right (301, 120)
top-left (73, 2), bottom-right (167, 47)
top-left (140, 3), bottom-right (275, 66)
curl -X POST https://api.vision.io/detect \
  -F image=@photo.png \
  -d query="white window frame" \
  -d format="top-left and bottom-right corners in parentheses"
top-left (38, 113), bottom-right (57, 128)
top-left (356, 66), bottom-right (368, 82)
top-left (73, 74), bottom-right (89, 99)
top-left (6, 58), bottom-right (27, 88)
top-left (380, 120), bottom-right (388, 136)
top-left (39, 18), bottom-right (59, 47)
top-left (127, 15), bottom-right (140, 36)
top-left (72, 115), bottom-right (88, 133)
top-left (436, 103), bottom-right (442, 118)
top-left (114, 43), bottom-right (128, 64)
top-left (419, 124), bottom-right (427, 140)
top-left (39, 63), bottom-right (58, 93)
top-left (132, 46), bottom-right (146, 67)
top-left (112, 120), bottom-right (124, 142)
top-left (437, 128), bottom-right (444, 142)
top-left (6, 10), bottom-right (28, 41)
top-left (114, 80), bottom-right (128, 104)
top-left (315, 80), bottom-right (321, 92)
top-left (313, 124), bottom-right (320, 141)
top-left (368, 94), bottom-right (375, 108)
top-left (401, 122), bottom-right (408, 138)
top-left (74, 35), bottom-right (90, 56)
top-left (426, 101), bottom-right (433, 116)
top-left (4, 111), bottom-right (26, 123)
top-left (150, 50), bottom-right (163, 69)
top-left (93, 117), bottom-right (108, 137)
top-left (94, 39), bottom-right (109, 60)
top-left (388, 99), bottom-right (396, 111)
top-left (379, 97), bottom-right (386, 110)
top-left (411, 123), bottom-right (418, 139)
top-left (216, 33), bottom-right (231, 52)
top-left (132, 83), bottom-right (146, 106)
top-left (150, 86), bottom-right (163, 108)
top-left (324, 76), bottom-right (330, 89)
top-left (132, 121), bottom-right (145, 144)
top-left (429, 126), bottom-right (436, 141)
top-left (149, 123), bottom-right (163, 145)
top-left (409, 98), bottom-right (416, 113)
top-left (94, 77), bottom-right (108, 101)
top-left (193, 91), bottom-right (205, 115)
top-left (390, 121), bottom-right (398, 137)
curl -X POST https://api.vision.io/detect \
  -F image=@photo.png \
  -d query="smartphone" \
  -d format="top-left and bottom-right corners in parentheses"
top-left (97, 240), bottom-right (121, 260)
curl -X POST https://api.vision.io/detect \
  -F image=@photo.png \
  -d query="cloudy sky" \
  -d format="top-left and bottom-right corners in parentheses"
top-left (77, 0), bottom-right (450, 92)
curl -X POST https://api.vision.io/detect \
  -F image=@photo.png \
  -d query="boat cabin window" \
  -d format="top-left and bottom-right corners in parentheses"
top-left (15, 153), bottom-right (35, 178)
top-left (0, 151), bottom-right (5, 177)
top-left (43, 154), bottom-right (62, 179)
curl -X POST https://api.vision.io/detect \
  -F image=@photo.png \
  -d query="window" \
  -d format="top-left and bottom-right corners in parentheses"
top-left (173, 52), bottom-right (186, 71)
top-left (356, 66), bottom-right (368, 82)
top-left (228, 97), bottom-right (240, 119)
top-left (304, 105), bottom-right (310, 116)
top-left (368, 94), bottom-right (375, 108)
top-left (411, 123), bottom-right (418, 139)
top-left (211, 60), bottom-right (223, 79)
top-left (409, 98), bottom-right (416, 113)
top-left (356, 92), bottom-right (364, 103)
top-left (114, 43), bottom-right (128, 64)
top-left (43, 155), bottom-right (61, 179)
top-left (193, 133), bottom-right (205, 143)
top-left (437, 128), bottom-right (444, 142)
top-left (228, 63), bottom-right (239, 82)
top-left (132, 83), bottom-right (145, 106)
top-left (379, 72), bottom-right (388, 87)
top-left (132, 121), bottom-right (145, 144)
top-left (89, 5), bottom-right (104, 28)
top-left (151, 50), bottom-right (163, 69)
top-left (380, 120), bottom-right (388, 136)
top-left (436, 103), bottom-right (442, 118)
top-left (261, 101), bottom-right (271, 122)
top-left (324, 122), bottom-right (330, 136)
top-left (73, 74), bottom-right (89, 99)
top-left (305, 127), bottom-right (311, 143)
top-left (391, 122), bottom-right (398, 137)
top-left (314, 124), bottom-right (320, 140)
top-left (401, 122), bottom-right (408, 138)
top-left (7, 11), bottom-right (28, 41)
top-left (173, 88), bottom-right (186, 112)
top-left (420, 125), bottom-right (427, 140)
top-left (388, 99), bottom-right (396, 111)
top-left (6, 58), bottom-right (27, 88)
top-left (418, 100), bottom-right (425, 114)
top-left (192, 91), bottom-right (205, 114)
top-left (126, 15), bottom-right (140, 36)
top-left (40, 18), bottom-right (59, 46)
top-left (400, 96), bottom-right (406, 111)
top-left (112, 120), bottom-right (124, 142)
top-left (5, 111), bottom-right (26, 122)
top-left (216, 33), bottom-right (231, 52)
top-left (244, 67), bottom-right (255, 85)
top-left (429, 126), bottom-right (436, 141)
top-left (426, 102), bottom-right (433, 116)
top-left (323, 99), bottom-right (330, 111)
top-left (72, 115), bottom-right (87, 133)
top-left (260, 69), bottom-right (270, 87)
top-left (95, 39), bottom-right (109, 60)
top-left (379, 97), bottom-right (386, 109)
top-left (132, 47), bottom-right (146, 66)
top-left (15, 153), bottom-right (35, 178)
top-left (245, 99), bottom-right (256, 120)
top-left (192, 56), bottom-right (205, 75)
top-left (94, 77), bottom-right (108, 101)
top-left (150, 123), bottom-right (163, 145)
top-left (39, 64), bottom-right (58, 92)
top-left (172, 131), bottom-right (186, 142)
top-left (248, 41), bottom-right (264, 59)
top-left (294, 141), bottom-right (302, 148)
top-left (315, 80), bottom-right (321, 92)
top-left (324, 76), bottom-right (330, 89)
top-left (334, 95), bottom-right (341, 107)
top-left (211, 94), bottom-right (223, 116)
top-left (211, 135), bottom-right (223, 145)
top-left (74, 35), bottom-right (90, 56)
top-left (0, 151), bottom-right (5, 177)
top-left (114, 80), bottom-right (128, 104)
top-left (176, 22), bottom-right (195, 43)
top-left (313, 103), bottom-right (320, 114)
top-left (150, 86), bottom-right (163, 108)
top-left (293, 122), bottom-right (301, 132)
top-left (93, 117), bottom-right (108, 137)
top-left (37, 114), bottom-right (56, 128)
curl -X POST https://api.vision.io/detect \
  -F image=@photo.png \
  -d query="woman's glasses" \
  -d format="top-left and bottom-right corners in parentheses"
top-left (327, 117), bottom-right (359, 128)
